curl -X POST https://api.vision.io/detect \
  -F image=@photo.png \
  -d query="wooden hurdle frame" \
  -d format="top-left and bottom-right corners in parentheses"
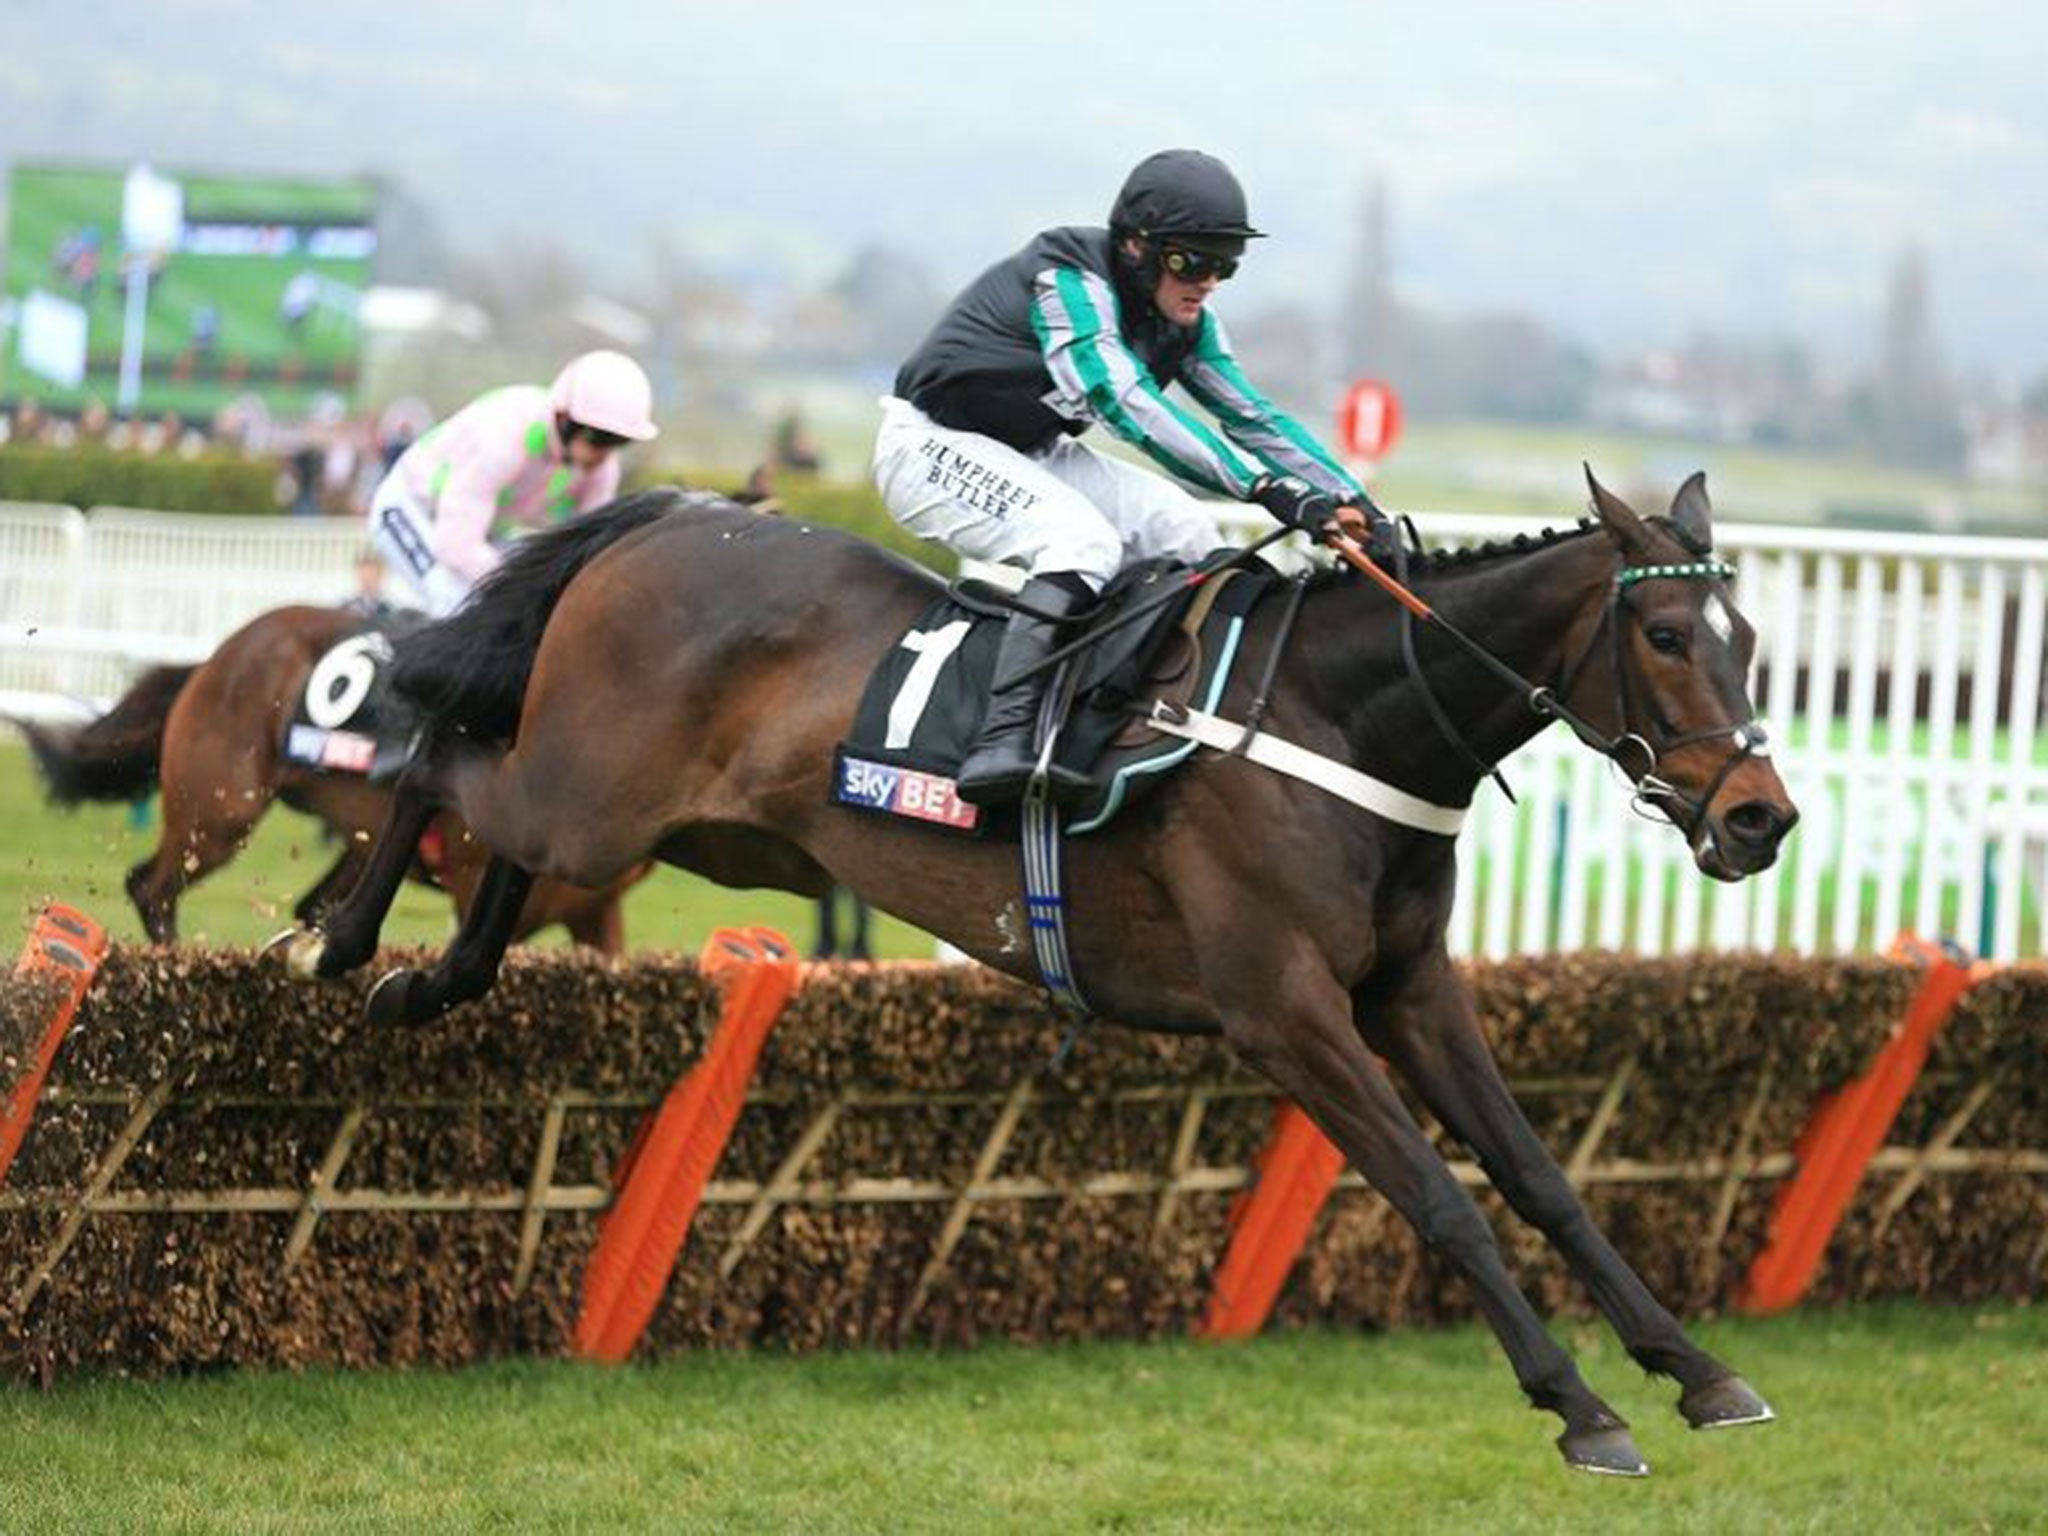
top-left (8, 1068), bottom-right (2042, 1324)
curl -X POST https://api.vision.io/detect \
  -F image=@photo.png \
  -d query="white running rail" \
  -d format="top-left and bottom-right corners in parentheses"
top-left (6, 501), bottom-right (2045, 960)
top-left (1216, 509), bottom-right (2048, 962)
top-left (2, 503), bottom-right (362, 718)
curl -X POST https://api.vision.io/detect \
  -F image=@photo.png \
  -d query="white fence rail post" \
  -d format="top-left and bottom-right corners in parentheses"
top-left (1957, 564), bottom-right (2007, 953)
top-left (0, 502), bottom-right (90, 718)
top-left (1992, 566), bottom-right (2045, 960)
top-left (2, 504), bottom-right (361, 721)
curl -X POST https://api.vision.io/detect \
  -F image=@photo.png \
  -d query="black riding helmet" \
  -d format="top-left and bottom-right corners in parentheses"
top-left (1108, 149), bottom-right (1266, 257)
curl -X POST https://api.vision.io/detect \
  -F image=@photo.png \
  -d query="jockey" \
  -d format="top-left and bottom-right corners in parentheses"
top-left (368, 350), bottom-right (659, 617)
top-left (874, 149), bottom-right (1394, 806)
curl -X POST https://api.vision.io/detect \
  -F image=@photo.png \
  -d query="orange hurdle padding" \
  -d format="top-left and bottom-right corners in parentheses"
top-left (1198, 1101), bottom-right (1347, 1339)
top-left (1, 904), bottom-right (109, 1187)
top-left (1736, 933), bottom-right (1982, 1314)
top-left (572, 926), bottom-right (801, 1362)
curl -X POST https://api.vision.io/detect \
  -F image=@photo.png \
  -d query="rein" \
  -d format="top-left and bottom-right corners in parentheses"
top-left (1392, 524), bottom-right (1515, 801)
top-left (1325, 532), bottom-right (1766, 841)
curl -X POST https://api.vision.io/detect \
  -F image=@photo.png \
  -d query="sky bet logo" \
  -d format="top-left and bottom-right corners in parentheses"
top-left (835, 753), bottom-right (979, 831)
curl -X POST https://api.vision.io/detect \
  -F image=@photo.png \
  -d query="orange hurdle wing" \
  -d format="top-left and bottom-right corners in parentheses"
top-left (572, 928), bottom-right (801, 1362)
top-left (1, 904), bottom-right (109, 1188)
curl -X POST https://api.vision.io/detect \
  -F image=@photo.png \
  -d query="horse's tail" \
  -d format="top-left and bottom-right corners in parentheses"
top-left (14, 663), bottom-right (196, 804)
top-left (390, 487), bottom-right (689, 742)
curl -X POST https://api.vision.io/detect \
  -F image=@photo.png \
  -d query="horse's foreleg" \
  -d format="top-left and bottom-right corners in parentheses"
top-left (1222, 968), bottom-right (1646, 1475)
top-left (1360, 950), bottom-right (1771, 1431)
top-left (365, 854), bottom-right (534, 1026)
top-left (282, 761), bottom-right (439, 980)
top-left (293, 841), bottom-right (370, 925)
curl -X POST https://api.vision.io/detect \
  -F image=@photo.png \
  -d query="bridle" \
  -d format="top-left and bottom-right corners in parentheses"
top-left (1547, 557), bottom-right (1769, 842)
top-left (1339, 529), bottom-right (1767, 844)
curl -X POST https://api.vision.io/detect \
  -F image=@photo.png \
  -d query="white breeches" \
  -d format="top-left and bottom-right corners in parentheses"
top-left (367, 469), bottom-right (472, 618)
top-left (871, 396), bottom-right (1226, 590)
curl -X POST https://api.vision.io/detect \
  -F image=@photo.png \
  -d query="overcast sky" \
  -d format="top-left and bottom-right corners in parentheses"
top-left (4, 0), bottom-right (2044, 375)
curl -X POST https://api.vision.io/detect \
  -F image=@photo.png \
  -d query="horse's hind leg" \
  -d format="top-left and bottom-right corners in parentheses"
top-left (560, 892), bottom-right (627, 955)
top-left (364, 854), bottom-right (534, 1026)
top-left (1220, 959), bottom-right (1646, 1476)
top-left (124, 854), bottom-right (181, 943)
top-left (129, 776), bottom-right (275, 942)
top-left (1359, 950), bottom-right (1771, 1432)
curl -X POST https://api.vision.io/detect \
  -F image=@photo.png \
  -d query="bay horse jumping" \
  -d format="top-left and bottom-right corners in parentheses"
top-left (279, 476), bottom-right (1796, 1474)
top-left (16, 604), bottom-right (644, 949)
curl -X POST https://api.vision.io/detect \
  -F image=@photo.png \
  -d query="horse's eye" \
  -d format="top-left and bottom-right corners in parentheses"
top-left (1647, 625), bottom-right (1687, 657)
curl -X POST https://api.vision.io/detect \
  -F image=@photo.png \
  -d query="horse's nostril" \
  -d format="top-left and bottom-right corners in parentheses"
top-left (1725, 801), bottom-right (1788, 846)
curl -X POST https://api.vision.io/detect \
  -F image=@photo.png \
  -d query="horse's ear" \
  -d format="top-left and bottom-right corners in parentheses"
top-left (1584, 463), bottom-right (1655, 558)
top-left (1664, 471), bottom-right (1714, 554)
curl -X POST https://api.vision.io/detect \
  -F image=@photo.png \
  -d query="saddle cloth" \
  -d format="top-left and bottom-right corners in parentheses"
top-left (282, 613), bottom-right (425, 779)
top-left (833, 558), bottom-right (1278, 836)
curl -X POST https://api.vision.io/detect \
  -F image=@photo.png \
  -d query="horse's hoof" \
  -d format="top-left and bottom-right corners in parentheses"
top-left (264, 927), bottom-right (327, 982)
top-left (1681, 1375), bottom-right (1775, 1430)
top-left (363, 968), bottom-right (415, 1028)
top-left (1557, 1425), bottom-right (1650, 1477)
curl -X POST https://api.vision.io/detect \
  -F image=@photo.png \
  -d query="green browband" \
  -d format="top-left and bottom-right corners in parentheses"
top-left (1617, 559), bottom-right (1737, 586)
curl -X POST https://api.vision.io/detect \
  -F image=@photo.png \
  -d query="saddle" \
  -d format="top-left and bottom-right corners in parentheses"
top-left (282, 611), bottom-right (429, 780)
top-left (834, 557), bottom-right (1279, 836)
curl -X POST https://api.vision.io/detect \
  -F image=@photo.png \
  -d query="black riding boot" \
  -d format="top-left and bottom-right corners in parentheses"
top-left (956, 573), bottom-right (1094, 808)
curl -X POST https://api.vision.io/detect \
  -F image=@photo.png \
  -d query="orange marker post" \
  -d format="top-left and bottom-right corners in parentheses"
top-left (572, 926), bottom-right (801, 1362)
top-left (1737, 933), bottom-right (1982, 1313)
top-left (1, 904), bottom-right (110, 1187)
top-left (1198, 1101), bottom-right (1347, 1339)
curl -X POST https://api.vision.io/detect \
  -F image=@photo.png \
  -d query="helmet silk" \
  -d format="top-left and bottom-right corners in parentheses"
top-left (1109, 150), bottom-right (1266, 250)
top-left (549, 350), bottom-right (659, 442)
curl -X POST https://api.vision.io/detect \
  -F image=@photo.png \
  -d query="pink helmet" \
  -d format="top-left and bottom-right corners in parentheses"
top-left (549, 350), bottom-right (659, 441)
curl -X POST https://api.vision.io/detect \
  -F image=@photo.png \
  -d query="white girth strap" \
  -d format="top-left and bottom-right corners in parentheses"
top-left (1145, 702), bottom-right (1469, 837)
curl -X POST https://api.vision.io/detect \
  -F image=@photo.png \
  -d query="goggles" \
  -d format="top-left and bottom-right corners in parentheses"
top-left (569, 422), bottom-right (630, 450)
top-left (1160, 244), bottom-right (1240, 283)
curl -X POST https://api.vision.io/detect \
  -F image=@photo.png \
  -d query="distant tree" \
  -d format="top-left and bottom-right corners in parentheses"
top-left (1329, 177), bottom-right (1588, 423)
top-left (1228, 303), bottom-right (1327, 417)
top-left (362, 174), bottom-right (454, 287)
top-left (828, 244), bottom-right (943, 369)
top-left (1388, 306), bottom-right (1594, 423)
top-left (1870, 240), bottom-right (1965, 470)
top-left (1338, 179), bottom-right (1399, 381)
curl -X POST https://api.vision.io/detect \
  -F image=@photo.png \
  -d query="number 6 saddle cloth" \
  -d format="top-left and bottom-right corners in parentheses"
top-left (833, 557), bottom-right (1277, 837)
top-left (282, 612), bottom-right (428, 779)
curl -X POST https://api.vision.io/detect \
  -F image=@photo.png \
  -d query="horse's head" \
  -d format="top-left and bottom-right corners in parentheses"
top-left (1575, 467), bottom-right (1798, 881)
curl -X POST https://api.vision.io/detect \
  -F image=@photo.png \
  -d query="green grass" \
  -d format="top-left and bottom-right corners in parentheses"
top-left (0, 1304), bottom-right (2040, 1531)
top-left (0, 737), bottom-right (933, 960)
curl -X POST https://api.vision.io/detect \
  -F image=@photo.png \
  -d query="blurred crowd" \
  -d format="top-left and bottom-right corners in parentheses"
top-left (2, 394), bottom-right (209, 457)
top-left (1, 392), bottom-right (435, 519)
top-left (0, 395), bottom-right (834, 522)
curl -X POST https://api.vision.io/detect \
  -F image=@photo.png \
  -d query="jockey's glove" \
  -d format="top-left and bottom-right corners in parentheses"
top-left (1249, 474), bottom-right (1336, 533)
top-left (1253, 476), bottom-right (1400, 565)
top-left (1337, 494), bottom-right (1401, 565)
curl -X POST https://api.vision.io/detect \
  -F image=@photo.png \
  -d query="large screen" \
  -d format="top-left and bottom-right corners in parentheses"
top-left (2, 162), bottom-right (377, 422)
